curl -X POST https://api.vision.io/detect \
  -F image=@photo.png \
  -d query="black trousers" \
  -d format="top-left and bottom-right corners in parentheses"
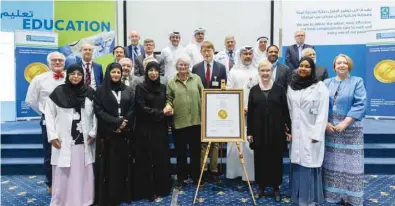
top-left (173, 125), bottom-right (201, 182)
top-left (40, 115), bottom-right (52, 187)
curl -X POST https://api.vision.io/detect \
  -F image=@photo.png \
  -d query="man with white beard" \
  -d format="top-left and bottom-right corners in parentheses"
top-left (161, 31), bottom-right (186, 80)
top-left (226, 46), bottom-right (259, 182)
top-left (185, 28), bottom-right (205, 67)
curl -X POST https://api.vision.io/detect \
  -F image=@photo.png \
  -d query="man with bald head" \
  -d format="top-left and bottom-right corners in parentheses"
top-left (125, 30), bottom-right (145, 64)
top-left (79, 43), bottom-right (104, 89)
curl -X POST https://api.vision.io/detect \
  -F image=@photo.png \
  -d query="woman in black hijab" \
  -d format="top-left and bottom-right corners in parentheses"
top-left (94, 63), bottom-right (135, 206)
top-left (45, 64), bottom-right (96, 206)
top-left (133, 61), bottom-right (172, 201)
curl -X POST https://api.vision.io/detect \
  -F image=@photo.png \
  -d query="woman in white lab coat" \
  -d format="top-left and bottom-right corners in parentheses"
top-left (45, 64), bottom-right (96, 206)
top-left (287, 56), bottom-right (329, 206)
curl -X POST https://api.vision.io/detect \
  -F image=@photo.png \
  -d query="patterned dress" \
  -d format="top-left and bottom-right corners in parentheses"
top-left (323, 76), bottom-right (366, 206)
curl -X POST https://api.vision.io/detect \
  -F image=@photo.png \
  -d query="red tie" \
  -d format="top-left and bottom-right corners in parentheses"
top-left (53, 72), bottom-right (64, 80)
top-left (85, 63), bottom-right (91, 85)
top-left (206, 63), bottom-right (211, 87)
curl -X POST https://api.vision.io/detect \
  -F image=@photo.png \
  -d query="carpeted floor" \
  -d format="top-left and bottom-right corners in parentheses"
top-left (1, 175), bottom-right (395, 205)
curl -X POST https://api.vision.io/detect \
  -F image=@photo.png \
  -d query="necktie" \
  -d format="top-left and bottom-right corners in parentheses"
top-left (85, 63), bottom-right (91, 85)
top-left (206, 63), bottom-right (211, 87)
top-left (298, 45), bottom-right (303, 60)
top-left (133, 46), bottom-right (138, 63)
top-left (53, 72), bottom-right (64, 80)
top-left (228, 51), bottom-right (234, 70)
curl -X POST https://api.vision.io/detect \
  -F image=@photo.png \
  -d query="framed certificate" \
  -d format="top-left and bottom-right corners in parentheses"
top-left (201, 89), bottom-right (245, 142)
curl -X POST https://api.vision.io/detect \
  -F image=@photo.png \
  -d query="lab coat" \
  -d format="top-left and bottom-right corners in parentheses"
top-left (287, 81), bottom-right (329, 168)
top-left (45, 97), bottom-right (97, 167)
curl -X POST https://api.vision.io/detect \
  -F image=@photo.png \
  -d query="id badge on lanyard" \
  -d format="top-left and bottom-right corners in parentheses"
top-left (112, 91), bottom-right (123, 118)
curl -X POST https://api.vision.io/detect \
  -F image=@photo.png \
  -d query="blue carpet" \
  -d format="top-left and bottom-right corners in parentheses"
top-left (2, 175), bottom-right (395, 205)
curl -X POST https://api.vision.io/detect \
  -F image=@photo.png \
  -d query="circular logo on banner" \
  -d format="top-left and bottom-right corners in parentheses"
top-left (24, 62), bottom-right (50, 83)
top-left (218, 109), bottom-right (228, 120)
top-left (373, 60), bottom-right (395, 83)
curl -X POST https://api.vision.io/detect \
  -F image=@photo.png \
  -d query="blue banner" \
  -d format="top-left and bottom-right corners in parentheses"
top-left (14, 31), bottom-right (58, 119)
top-left (365, 43), bottom-right (395, 117)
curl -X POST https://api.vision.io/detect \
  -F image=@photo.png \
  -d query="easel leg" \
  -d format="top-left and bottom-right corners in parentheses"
top-left (219, 143), bottom-right (223, 174)
top-left (236, 142), bottom-right (257, 206)
top-left (193, 142), bottom-right (211, 205)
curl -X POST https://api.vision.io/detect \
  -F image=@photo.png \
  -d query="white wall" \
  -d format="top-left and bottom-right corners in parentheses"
top-left (126, 1), bottom-right (272, 52)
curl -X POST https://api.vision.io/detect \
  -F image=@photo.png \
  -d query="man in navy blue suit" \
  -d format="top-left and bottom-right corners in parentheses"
top-left (285, 29), bottom-right (313, 70)
top-left (79, 43), bottom-right (104, 89)
top-left (192, 41), bottom-right (227, 182)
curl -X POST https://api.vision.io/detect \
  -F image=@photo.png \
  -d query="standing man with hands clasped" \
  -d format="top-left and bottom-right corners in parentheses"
top-left (192, 41), bottom-right (227, 183)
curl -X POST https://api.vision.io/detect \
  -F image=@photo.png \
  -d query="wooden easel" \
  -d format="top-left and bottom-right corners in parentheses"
top-left (193, 80), bottom-right (256, 205)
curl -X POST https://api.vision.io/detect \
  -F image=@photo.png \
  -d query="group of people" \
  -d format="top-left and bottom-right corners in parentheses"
top-left (25, 27), bottom-right (367, 206)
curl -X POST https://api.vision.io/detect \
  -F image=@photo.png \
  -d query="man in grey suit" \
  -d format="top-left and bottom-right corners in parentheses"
top-left (119, 58), bottom-right (135, 87)
top-left (133, 38), bottom-right (164, 77)
top-left (300, 48), bottom-right (328, 81)
top-left (192, 41), bottom-right (226, 183)
top-left (124, 30), bottom-right (145, 65)
top-left (267, 45), bottom-right (292, 89)
top-left (285, 29), bottom-right (313, 70)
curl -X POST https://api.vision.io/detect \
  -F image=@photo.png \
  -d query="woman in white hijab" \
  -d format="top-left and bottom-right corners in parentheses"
top-left (252, 36), bottom-right (269, 68)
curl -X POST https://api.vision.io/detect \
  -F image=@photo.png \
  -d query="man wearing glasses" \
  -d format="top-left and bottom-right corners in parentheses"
top-left (25, 52), bottom-right (67, 195)
top-left (285, 29), bottom-right (314, 70)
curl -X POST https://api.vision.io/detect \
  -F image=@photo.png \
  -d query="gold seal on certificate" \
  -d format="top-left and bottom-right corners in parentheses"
top-left (373, 60), bottom-right (395, 83)
top-left (218, 109), bottom-right (228, 119)
top-left (24, 62), bottom-right (50, 83)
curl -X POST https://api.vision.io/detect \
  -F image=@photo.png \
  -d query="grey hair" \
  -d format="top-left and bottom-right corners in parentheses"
top-left (46, 52), bottom-right (65, 66)
top-left (302, 48), bottom-right (315, 57)
top-left (258, 60), bottom-right (273, 71)
top-left (294, 29), bottom-right (306, 36)
top-left (119, 58), bottom-right (134, 77)
top-left (175, 55), bottom-right (191, 70)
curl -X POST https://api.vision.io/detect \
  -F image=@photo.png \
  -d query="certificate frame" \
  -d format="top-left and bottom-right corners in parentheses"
top-left (201, 89), bottom-right (245, 142)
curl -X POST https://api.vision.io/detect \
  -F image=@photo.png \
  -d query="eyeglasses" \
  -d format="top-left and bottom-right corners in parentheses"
top-left (295, 34), bottom-right (305, 37)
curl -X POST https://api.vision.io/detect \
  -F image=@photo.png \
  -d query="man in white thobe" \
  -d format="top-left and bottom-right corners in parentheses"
top-left (226, 46), bottom-right (259, 181)
top-left (161, 31), bottom-right (186, 81)
top-left (25, 52), bottom-right (66, 194)
top-left (185, 27), bottom-right (205, 67)
top-left (214, 36), bottom-right (236, 74)
top-left (252, 36), bottom-right (269, 68)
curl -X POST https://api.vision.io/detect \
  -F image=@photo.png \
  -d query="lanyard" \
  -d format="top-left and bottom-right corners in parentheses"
top-left (111, 91), bottom-right (122, 117)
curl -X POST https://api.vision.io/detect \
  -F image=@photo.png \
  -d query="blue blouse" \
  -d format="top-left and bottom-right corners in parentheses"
top-left (324, 76), bottom-right (366, 121)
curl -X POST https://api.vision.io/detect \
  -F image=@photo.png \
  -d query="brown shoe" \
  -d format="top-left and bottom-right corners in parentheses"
top-left (48, 187), bottom-right (52, 195)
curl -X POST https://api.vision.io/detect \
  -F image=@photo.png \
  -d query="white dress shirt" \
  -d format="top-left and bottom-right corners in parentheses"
top-left (25, 71), bottom-right (65, 115)
top-left (82, 60), bottom-right (96, 89)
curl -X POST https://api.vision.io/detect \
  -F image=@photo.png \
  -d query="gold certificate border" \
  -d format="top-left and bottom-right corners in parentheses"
top-left (201, 89), bottom-right (245, 142)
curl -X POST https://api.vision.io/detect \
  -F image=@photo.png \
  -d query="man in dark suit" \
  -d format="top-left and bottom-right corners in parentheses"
top-left (124, 30), bottom-right (145, 65)
top-left (192, 41), bottom-right (226, 182)
top-left (133, 38), bottom-right (164, 77)
top-left (113, 46), bottom-right (126, 63)
top-left (267, 45), bottom-right (292, 89)
top-left (79, 43), bottom-right (104, 89)
top-left (285, 30), bottom-right (313, 70)
top-left (299, 48), bottom-right (328, 81)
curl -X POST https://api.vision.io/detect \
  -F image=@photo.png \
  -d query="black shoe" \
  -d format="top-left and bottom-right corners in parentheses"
top-left (258, 188), bottom-right (265, 197)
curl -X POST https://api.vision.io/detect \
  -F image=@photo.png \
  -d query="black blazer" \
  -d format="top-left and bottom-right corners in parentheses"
top-left (285, 44), bottom-right (314, 70)
top-left (274, 63), bottom-right (292, 90)
top-left (192, 61), bottom-right (227, 89)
